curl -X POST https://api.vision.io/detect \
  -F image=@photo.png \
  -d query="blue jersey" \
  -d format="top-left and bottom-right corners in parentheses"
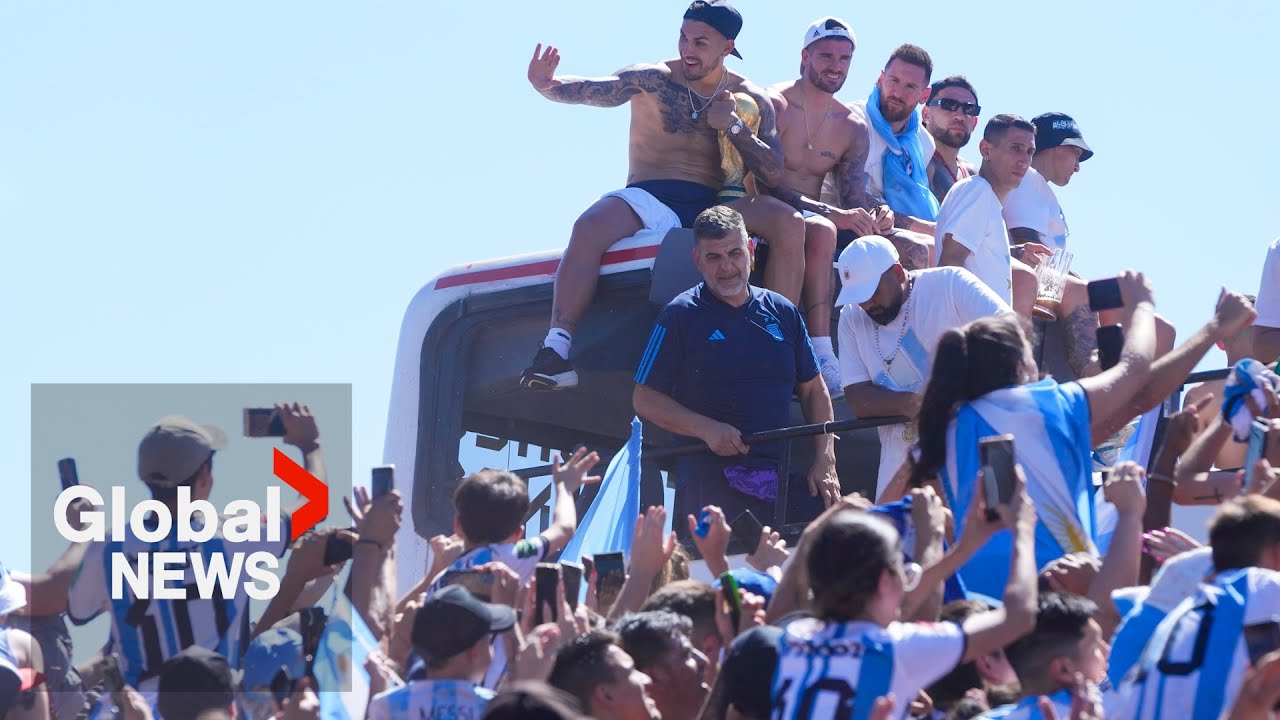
top-left (637, 283), bottom-right (818, 460)
top-left (771, 618), bottom-right (964, 720)
top-left (366, 679), bottom-right (494, 720)
top-left (67, 512), bottom-right (289, 687)
top-left (940, 379), bottom-right (1097, 598)
top-left (1113, 567), bottom-right (1280, 720)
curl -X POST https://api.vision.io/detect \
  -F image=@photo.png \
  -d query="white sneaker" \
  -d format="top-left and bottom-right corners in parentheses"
top-left (818, 355), bottom-right (844, 400)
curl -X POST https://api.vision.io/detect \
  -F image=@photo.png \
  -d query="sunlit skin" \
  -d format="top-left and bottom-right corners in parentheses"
top-left (877, 59), bottom-right (931, 129)
top-left (597, 645), bottom-right (662, 720)
top-left (693, 229), bottom-right (754, 306)
top-left (923, 86), bottom-right (979, 150)
top-left (678, 20), bottom-right (733, 84)
top-left (979, 127), bottom-right (1036, 198)
top-left (802, 37), bottom-right (852, 94)
top-left (1034, 144), bottom-right (1084, 187)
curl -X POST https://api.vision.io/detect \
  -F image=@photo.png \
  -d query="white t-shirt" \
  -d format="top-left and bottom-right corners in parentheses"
top-left (935, 176), bottom-right (1013, 303)
top-left (1001, 168), bottom-right (1069, 251)
top-left (819, 102), bottom-right (936, 209)
top-left (838, 268), bottom-right (1012, 496)
top-left (772, 618), bottom-right (965, 720)
top-left (1113, 567), bottom-right (1280, 720)
top-left (1257, 237), bottom-right (1280, 328)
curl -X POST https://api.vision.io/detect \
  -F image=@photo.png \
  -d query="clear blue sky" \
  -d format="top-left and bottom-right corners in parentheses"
top-left (4, 1), bottom-right (1277, 570)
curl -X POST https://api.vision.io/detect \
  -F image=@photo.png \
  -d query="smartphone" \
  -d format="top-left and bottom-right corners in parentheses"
top-left (322, 532), bottom-right (354, 566)
top-left (561, 561), bottom-right (584, 611)
top-left (729, 509), bottom-right (764, 542)
top-left (593, 551), bottom-right (626, 610)
top-left (1244, 418), bottom-right (1272, 494)
top-left (1097, 325), bottom-right (1125, 371)
top-left (298, 607), bottom-right (327, 660)
top-left (243, 408), bottom-right (286, 437)
top-left (101, 654), bottom-right (125, 694)
top-left (1245, 621), bottom-right (1280, 666)
top-left (371, 465), bottom-right (395, 498)
top-left (441, 568), bottom-right (495, 601)
top-left (1087, 277), bottom-right (1124, 312)
top-left (979, 434), bottom-right (1017, 521)
top-left (58, 458), bottom-right (79, 490)
top-left (719, 571), bottom-right (742, 630)
top-left (534, 563), bottom-right (560, 626)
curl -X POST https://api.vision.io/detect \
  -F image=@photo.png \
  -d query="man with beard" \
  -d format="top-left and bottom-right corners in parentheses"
top-left (758, 16), bottom-right (887, 398)
top-left (854, 45), bottom-right (941, 238)
top-left (923, 75), bottom-right (981, 202)
top-left (835, 235), bottom-right (1011, 498)
top-left (633, 206), bottom-right (839, 533)
top-left (521, 0), bottom-right (806, 392)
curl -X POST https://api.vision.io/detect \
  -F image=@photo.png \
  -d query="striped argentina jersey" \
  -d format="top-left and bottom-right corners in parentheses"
top-left (366, 679), bottom-right (495, 720)
top-left (771, 617), bottom-right (965, 720)
top-left (1113, 567), bottom-right (1280, 720)
top-left (941, 379), bottom-right (1097, 599)
top-left (67, 511), bottom-right (289, 687)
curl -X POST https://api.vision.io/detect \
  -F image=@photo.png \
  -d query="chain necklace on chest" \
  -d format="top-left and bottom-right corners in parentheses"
top-left (801, 86), bottom-right (833, 150)
top-left (685, 67), bottom-right (729, 121)
top-left (874, 275), bottom-right (915, 368)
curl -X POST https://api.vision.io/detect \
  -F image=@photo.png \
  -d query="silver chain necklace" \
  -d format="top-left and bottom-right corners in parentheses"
top-left (873, 275), bottom-right (915, 367)
top-left (685, 67), bottom-right (729, 121)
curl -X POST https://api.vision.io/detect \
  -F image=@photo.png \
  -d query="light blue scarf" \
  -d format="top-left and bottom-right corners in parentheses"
top-left (866, 86), bottom-right (940, 221)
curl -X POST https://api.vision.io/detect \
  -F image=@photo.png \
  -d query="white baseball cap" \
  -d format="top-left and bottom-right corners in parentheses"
top-left (803, 17), bottom-right (856, 51)
top-left (0, 563), bottom-right (27, 616)
top-left (835, 235), bottom-right (899, 306)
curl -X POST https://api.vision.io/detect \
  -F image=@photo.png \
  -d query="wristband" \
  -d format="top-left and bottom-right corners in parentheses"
top-left (1147, 472), bottom-right (1175, 486)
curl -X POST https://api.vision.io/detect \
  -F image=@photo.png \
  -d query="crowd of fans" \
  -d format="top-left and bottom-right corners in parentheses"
top-left (5, 1), bottom-right (1280, 719)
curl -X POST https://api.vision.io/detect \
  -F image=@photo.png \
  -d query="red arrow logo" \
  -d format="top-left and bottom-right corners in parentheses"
top-left (274, 448), bottom-right (327, 541)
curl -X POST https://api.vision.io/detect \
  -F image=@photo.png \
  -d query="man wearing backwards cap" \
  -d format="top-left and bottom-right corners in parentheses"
top-left (1003, 112), bottom-right (1095, 253)
top-left (0, 565), bottom-right (51, 720)
top-left (754, 17), bottom-right (892, 400)
top-left (835, 235), bottom-right (1011, 498)
top-left (367, 585), bottom-right (514, 720)
top-left (66, 404), bottom-right (324, 692)
top-left (522, 0), bottom-right (806, 392)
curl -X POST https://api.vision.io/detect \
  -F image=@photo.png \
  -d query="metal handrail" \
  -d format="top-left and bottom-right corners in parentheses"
top-left (518, 415), bottom-right (906, 524)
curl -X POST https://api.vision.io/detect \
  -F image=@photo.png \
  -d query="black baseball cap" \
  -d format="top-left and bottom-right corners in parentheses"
top-left (1031, 112), bottom-right (1093, 162)
top-left (412, 585), bottom-right (517, 663)
top-left (156, 646), bottom-right (239, 718)
top-left (683, 0), bottom-right (744, 59)
top-left (721, 625), bottom-right (782, 717)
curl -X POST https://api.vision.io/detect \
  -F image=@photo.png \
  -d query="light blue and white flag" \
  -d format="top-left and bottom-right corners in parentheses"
top-left (560, 416), bottom-right (643, 566)
top-left (941, 379), bottom-right (1097, 598)
top-left (313, 570), bottom-right (383, 720)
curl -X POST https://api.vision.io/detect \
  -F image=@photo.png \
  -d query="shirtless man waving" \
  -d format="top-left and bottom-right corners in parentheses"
top-left (760, 17), bottom-right (890, 397)
top-left (521, 0), bottom-right (805, 391)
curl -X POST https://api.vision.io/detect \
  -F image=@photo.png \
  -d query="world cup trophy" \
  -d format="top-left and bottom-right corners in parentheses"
top-left (716, 92), bottom-right (762, 204)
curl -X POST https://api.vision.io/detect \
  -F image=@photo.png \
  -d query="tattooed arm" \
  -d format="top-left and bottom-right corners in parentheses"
top-left (528, 45), bottom-right (664, 107)
top-left (720, 85), bottom-right (785, 188)
top-left (834, 118), bottom-right (873, 211)
top-left (766, 185), bottom-right (833, 215)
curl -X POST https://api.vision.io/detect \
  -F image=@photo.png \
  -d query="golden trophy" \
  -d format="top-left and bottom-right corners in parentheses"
top-left (716, 92), bottom-right (762, 204)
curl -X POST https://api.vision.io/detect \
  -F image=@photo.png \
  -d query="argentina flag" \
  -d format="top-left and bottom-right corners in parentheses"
top-left (940, 379), bottom-right (1097, 598)
top-left (312, 570), bottom-right (385, 720)
top-left (559, 416), bottom-right (643, 569)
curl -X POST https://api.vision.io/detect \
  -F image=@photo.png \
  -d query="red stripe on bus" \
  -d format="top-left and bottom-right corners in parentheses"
top-left (434, 245), bottom-right (660, 290)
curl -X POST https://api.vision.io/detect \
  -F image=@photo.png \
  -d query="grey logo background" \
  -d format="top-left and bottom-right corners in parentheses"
top-left (31, 383), bottom-right (353, 666)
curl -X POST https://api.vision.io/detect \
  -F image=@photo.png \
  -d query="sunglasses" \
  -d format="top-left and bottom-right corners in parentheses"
top-left (926, 98), bottom-right (981, 117)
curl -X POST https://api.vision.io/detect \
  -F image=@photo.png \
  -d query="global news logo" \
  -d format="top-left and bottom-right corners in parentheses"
top-left (52, 447), bottom-right (327, 602)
